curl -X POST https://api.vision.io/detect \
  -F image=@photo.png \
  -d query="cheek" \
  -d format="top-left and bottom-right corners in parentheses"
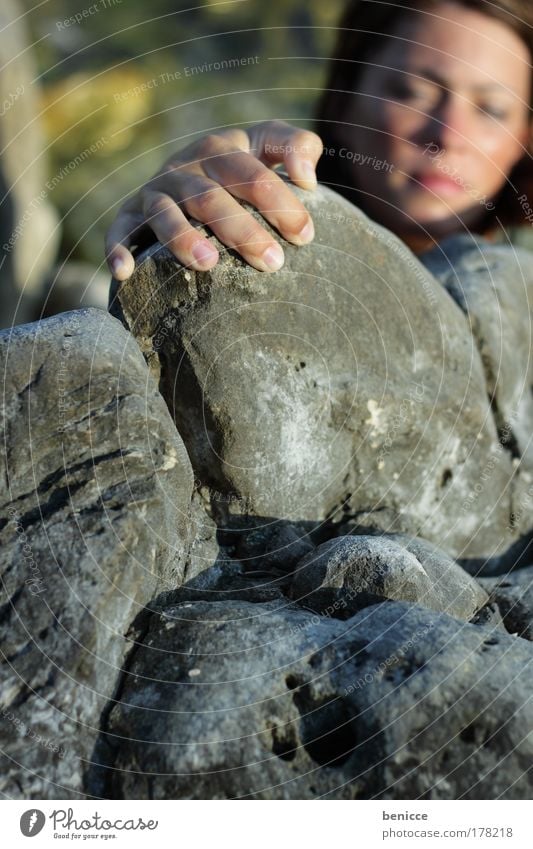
top-left (474, 126), bottom-right (525, 189)
top-left (383, 103), bottom-right (424, 136)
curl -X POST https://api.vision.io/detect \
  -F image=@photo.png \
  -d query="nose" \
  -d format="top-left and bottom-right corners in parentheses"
top-left (425, 92), bottom-right (470, 152)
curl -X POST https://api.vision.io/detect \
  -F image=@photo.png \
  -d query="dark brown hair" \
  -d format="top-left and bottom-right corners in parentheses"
top-left (314, 0), bottom-right (533, 232)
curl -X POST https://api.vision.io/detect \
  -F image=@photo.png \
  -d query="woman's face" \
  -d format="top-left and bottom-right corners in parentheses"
top-left (342, 1), bottom-right (532, 243)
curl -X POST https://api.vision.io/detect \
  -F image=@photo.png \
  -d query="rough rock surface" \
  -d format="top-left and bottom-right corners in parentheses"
top-left (109, 178), bottom-right (531, 573)
top-left (100, 598), bottom-right (533, 799)
top-left (478, 564), bottom-right (533, 641)
top-left (0, 308), bottom-right (195, 798)
top-left (421, 234), bottom-right (533, 474)
top-left (3, 184), bottom-right (533, 802)
top-left (288, 533), bottom-right (488, 620)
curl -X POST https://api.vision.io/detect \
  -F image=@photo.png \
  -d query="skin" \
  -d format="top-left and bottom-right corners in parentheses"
top-left (106, 1), bottom-right (532, 278)
top-left (338, 1), bottom-right (532, 253)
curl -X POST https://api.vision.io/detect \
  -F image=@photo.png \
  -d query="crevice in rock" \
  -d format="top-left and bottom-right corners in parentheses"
top-left (458, 526), bottom-right (533, 574)
top-left (269, 723), bottom-right (298, 761)
top-left (0, 583), bottom-right (24, 622)
top-left (157, 341), bottom-right (234, 503)
top-left (59, 394), bottom-right (130, 431)
top-left (9, 668), bottom-right (57, 709)
top-left (4, 448), bottom-right (129, 519)
top-left (290, 682), bottom-right (359, 768)
top-left (15, 482), bottom-right (86, 529)
top-left (460, 721), bottom-right (493, 747)
top-left (18, 363), bottom-right (44, 398)
top-left (83, 605), bottom-right (156, 799)
top-left (490, 396), bottom-right (521, 462)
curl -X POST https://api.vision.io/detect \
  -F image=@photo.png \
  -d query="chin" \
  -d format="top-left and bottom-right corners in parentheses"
top-left (403, 197), bottom-right (482, 231)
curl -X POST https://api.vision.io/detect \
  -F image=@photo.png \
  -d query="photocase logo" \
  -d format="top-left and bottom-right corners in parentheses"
top-left (20, 809), bottom-right (46, 837)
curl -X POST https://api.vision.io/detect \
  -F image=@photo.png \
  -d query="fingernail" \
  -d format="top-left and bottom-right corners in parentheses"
top-left (111, 257), bottom-right (126, 278)
top-left (261, 243), bottom-right (284, 271)
top-left (192, 240), bottom-right (218, 266)
top-left (300, 160), bottom-right (317, 187)
top-left (296, 218), bottom-right (314, 243)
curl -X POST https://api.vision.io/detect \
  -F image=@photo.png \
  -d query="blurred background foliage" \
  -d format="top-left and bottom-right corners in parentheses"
top-left (23, 0), bottom-right (345, 266)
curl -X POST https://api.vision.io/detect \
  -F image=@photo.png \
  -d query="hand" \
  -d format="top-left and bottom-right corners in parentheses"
top-left (105, 120), bottom-right (323, 280)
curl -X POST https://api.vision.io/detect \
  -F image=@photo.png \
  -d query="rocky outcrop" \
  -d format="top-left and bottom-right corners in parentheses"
top-left (421, 234), bottom-right (533, 473)
top-left (0, 308), bottom-right (196, 798)
top-left (101, 595), bottom-right (533, 799)
top-left (109, 179), bottom-right (532, 574)
top-left (2, 180), bottom-right (533, 801)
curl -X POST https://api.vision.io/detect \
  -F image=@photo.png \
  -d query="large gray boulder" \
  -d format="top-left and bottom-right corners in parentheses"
top-left (100, 598), bottom-right (533, 799)
top-left (0, 308), bottom-right (196, 798)
top-left (109, 179), bottom-right (531, 573)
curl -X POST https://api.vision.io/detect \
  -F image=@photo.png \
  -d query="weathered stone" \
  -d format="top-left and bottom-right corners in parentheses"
top-left (289, 533), bottom-right (487, 620)
top-left (421, 234), bottom-right (533, 472)
top-left (181, 490), bottom-right (222, 583)
top-left (100, 599), bottom-right (533, 799)
top-left (469, 598), bottom-right (507, 632)
top-left (109, 178), bottom-right (530, 573)
top-left (478, 564), bottom-right (533, 640)
top-left (0, 308), bottom-right (194, 798)
top-left (230, 516), bottom-right (314, 574)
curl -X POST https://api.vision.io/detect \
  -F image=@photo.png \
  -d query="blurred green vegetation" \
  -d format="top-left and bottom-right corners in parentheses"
top-left (23, 0), bottom-right (345, 266)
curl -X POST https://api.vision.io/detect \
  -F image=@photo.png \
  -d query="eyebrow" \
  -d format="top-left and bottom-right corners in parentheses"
top-left (405, 67), bottom-right (511, 94)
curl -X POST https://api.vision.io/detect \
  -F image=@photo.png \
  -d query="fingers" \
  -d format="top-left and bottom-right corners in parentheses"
top-left (198, 137), bottom-right (315, 247)
top-left (180, 176), bottom-right (286, 272)
top-left (249, 120), bottom-right (324, 190)
top-left (141, 190), bottom-right (219, 271)
top-left (104, 210), bottom-right (141, 281)
top-left (105, 122), bottom-right (322, 281)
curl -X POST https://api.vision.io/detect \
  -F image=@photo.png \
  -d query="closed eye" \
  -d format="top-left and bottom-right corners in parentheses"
top-left (479, 105), bottom-right (508, 120)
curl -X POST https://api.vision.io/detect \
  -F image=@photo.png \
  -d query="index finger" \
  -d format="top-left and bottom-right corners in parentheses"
top-left (248, 121), bottom-right (324, 190)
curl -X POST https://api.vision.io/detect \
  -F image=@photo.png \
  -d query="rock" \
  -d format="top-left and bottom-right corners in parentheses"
top-left (181, 490), bottom-right (222, 584)
top-left (229, 516), bottom-right (315, 574)
top-left (288, 533), bottom-right (488, 620)
top-left (339, 602), bottom-right (533, 799)
top-left (469, 598), bottom-right (507, 632)
top-left (420, 234), bottom-right (533, 473)
top-left (99, 599), bottom-right (533, 799)
top-left (109, 177), bottom-right (530, 573)
top-left (478, 564), bottom-right (533, 640)
top-left (0, 308), bottom-right (194, 798)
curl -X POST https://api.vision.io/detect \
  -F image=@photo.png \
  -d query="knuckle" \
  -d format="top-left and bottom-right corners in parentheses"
top-left (159, 159), bottom-right (182, 177)
top-left (236, 220), bottom-right (269, 251)
top-left (143, 194), bottom-right (170, 221)
top-left (247, 169), bottom-right (277, 203)
top-left (286, 209), bottom-right (310, 234)
top-left (193, 186), bottom-right (222, 220)
top-left (167, 231), bottom-right (193, 256)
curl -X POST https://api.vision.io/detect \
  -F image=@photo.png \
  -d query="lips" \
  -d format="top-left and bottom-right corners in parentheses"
top-left (410, 171), bottom-right (465, 195)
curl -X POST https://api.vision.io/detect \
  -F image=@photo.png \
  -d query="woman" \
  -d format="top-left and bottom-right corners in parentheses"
top-left (105, 0), bottom-right (533, 280)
